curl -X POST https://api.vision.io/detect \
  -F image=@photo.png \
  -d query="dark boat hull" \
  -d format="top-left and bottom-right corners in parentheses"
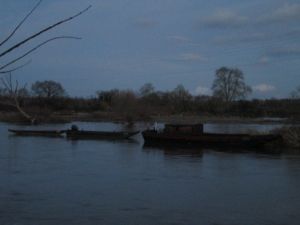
top-left (8, 129), bottom-right (64, 137)
top-left (142, 130), bottom-right (282, 148)
top-left (65, 130), bottom-right (139, 140)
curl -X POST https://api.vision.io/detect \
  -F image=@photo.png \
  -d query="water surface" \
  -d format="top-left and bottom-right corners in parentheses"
top-left (1, 122), bottom-right (300, 225)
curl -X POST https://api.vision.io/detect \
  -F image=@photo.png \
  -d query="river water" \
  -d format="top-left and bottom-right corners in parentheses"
top-left (0, 122), bottom-right (300, 225)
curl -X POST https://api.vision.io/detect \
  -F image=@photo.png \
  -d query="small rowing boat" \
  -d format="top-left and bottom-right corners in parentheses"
top-left (64, 124), bottom-right (139, 140)
top-left (65, 130), bottom-right (140, 140)
top-left (8, 129), bottom-right (64, 137)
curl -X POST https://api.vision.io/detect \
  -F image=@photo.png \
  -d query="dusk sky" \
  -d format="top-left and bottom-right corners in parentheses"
top-left (1, 0), bottom-right (300, 98)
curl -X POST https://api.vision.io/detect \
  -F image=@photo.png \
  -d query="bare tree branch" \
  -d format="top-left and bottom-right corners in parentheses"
top-left (0, 5), bottom-right (91, 59)
top-left (0, 73), bottom-right (34, 123)
top-left (0, 60), bottom-right (32, 74)
top-left (0, 36), bottom-right (80, 72)
top-left (0, 0), bottom-right (42, 47)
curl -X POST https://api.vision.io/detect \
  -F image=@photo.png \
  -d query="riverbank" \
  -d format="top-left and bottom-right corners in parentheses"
top-left (0, 111), bottom-right (296, 125)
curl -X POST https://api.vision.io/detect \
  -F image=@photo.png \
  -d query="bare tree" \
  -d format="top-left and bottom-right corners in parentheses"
top-left (139, 83), bottom-right (155, 97)
top-left (212, 67), bottom-right (252, 102)
top-left (0, 1), bottom-right (90, 123)
top-left (0, 0), bottom-right (91, 74)
top-left (171, 84), bottom-right (192, 101)
top-left (170, 84), bottom-right (192, 112)
top-left (290, 86), bottom-right (300, 99)
top-left (31, 80), bottom-right (66, 98)
top-left (0, 73), bottom-right (35, 123)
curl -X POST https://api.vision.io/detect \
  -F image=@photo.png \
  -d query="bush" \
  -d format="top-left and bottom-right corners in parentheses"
top-left (273, 127), bottom-right (300, 148)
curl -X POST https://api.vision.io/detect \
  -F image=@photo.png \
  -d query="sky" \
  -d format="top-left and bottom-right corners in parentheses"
top-left (0, 0), bottom-right (300, 98)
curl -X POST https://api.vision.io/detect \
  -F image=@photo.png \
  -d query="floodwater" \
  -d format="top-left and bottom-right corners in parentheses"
top-left (1, 122), bottom-right (300, 225)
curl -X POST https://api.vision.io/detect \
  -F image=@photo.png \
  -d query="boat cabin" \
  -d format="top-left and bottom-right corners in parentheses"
top-left (164, 124), bottom-right (203, 134)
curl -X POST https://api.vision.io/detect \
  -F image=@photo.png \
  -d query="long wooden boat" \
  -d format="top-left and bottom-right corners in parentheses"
top-left (8, 129), bottom-right (64, 137)
top-left (142, 124), bottom-right (282, 148)
top-left (65, 130), bottom-right (140, 140)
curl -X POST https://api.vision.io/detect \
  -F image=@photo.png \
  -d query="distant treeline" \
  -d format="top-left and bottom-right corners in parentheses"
top-left (1, 77), bottom-right (300, 122)
top-left (1, 89), bottom-right (300, 120)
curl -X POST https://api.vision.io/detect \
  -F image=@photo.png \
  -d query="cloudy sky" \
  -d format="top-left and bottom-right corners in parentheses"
top-left (0, 0), bottom-right (299, 98)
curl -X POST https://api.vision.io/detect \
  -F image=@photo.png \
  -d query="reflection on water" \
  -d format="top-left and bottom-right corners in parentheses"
top-left (143, 144), bottom-right (204, 159)
top-left (1, 122), bottom-right (300, 225)
top-left (204, 123), bottom-right (283, 134)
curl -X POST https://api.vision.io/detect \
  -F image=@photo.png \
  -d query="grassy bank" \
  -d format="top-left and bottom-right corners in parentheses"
top-left (0, 111), bottom-right (293, 125)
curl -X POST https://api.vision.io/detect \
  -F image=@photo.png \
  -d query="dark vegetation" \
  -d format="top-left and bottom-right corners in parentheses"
top-left (1, 80), bottom-right (300, 123)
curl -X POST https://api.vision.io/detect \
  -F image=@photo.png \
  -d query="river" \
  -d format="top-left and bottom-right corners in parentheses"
top-left (0, 122), bottom-right (300, 225)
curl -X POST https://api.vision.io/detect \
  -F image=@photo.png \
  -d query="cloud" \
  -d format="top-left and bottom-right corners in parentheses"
top-left (253, 84), bottom-right (276, 93)
top-left (200, 9), bottom-right (248, 28)
top-left (167, 35), bottom-right (203, 47)
top-left (260, 3), bottom-right (300, 23)
top-left (135, 18), bottom-right (158, 28)
top-left (178, 53), bottom-right (207, 62)
top-left (213, 28), bottom-right (300, 46)
top-left (200, 3), bottom-right (300, 30)
top-left (269, 47), bottom-right (300, 57)
top-left (258, 56), bottom-right (270, 65)
top-left (284, 28), bottom-right (300, 37)
top-left (213, 33), bottom-right (266, 45)
top-left (195, 86), bottom-right (211, 96)
top-left (167, 35), bottom-right (190, 43)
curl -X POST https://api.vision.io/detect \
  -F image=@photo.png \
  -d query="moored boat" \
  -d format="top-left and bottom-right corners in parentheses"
top-left (8, 129), bottom-right (64, 137)
top-left (142, 124), bottom-right (282, 148)
top-left (65, 125), bottom-right (139, 140)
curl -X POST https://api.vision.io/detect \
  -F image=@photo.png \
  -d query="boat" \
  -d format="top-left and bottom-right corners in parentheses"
top-left (8, 129), bottom-right (64, 137)
top-left (142, 124), bottom-right (282, 148)
top-left (65, 130), bottom-right (140, 140)
top-left (64, 125), bottom-right (139, 140)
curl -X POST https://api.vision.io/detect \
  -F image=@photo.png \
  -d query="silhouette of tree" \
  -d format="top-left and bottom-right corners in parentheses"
top-left (290, 86), bottom-right (300, 99)
top-left (0, 73), bottom-right (34, 123)
top-left (139, 83), bottom-right (155, 97)
top-left (31, 80), bottom-right (66, 98)
top-left (212, 67), bottom-right (252, 102)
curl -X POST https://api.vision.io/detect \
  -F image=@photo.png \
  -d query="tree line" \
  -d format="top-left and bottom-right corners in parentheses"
top-left (1, 70), bottom-right (300, 123)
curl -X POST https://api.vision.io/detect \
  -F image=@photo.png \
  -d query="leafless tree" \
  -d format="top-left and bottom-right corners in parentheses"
top-left (0, 0), bottom-right (91, 74)
top-left (212, 67), bottom-right (252, 102)
top-left (290, 86), bottom-right (300, 99)
top-left (0, 73), bottom-right (35, 123)
top-left (31, 80), bottom-right (66, 98)
top-left (0, 1), bottom-right (90, 123)
top-left (170, 84), bottom-right (192, 112)
top-left (139, 83), bottom-right (155, 97)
